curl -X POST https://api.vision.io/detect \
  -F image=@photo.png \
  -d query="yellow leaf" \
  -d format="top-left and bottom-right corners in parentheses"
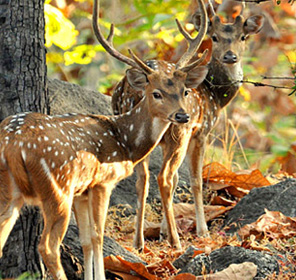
top-left (285, 50), bottom-right (296, 63)
top-left (44, 4), bottom-right (79, 50)
top-left (239, 86), bottom-right (251, 101)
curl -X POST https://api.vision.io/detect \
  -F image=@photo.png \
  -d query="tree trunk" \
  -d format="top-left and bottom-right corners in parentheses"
top-left (0, 1), bottom-right (83, 279)
top-left (0, 0), bottom-right (47, 121)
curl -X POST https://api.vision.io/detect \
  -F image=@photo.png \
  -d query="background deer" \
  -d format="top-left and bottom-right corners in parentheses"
top-left (0, 0), bottom-right (208, 279)
top-left (112, 4), bottom-right (263, 250)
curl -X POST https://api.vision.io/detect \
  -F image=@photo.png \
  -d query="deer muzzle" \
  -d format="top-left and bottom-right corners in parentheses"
top-left (174, 112), bottom-right (190, 124)
top-left (223, 50), bottom-right (238, 64)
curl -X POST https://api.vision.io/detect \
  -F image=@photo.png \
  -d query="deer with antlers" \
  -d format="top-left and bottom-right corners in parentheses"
top-left (0, 0), bottom-right (208, 279)
top-left (112, 2), bottom-right (263, 250)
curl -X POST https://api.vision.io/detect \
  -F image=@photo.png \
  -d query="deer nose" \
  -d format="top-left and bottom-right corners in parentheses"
top-left (175, 112), bottom-right (190, 124)
top-left (223, 51), bottom-right (237, 64)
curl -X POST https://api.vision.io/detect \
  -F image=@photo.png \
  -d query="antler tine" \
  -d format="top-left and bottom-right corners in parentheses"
top-left (208, 0), bottom-right (216, 17)
top-left (93, 0), bottom-right (138, 68)
top-left (180, 49), bottom-right (208, 72)
top-left (128, 50), bottom-right (154, 74)
top-left (106, 23), bottom-right (115, 45)
top-left (176, 0), bottom-right (208, 69)
top-left (241, 0), bottom-right (245, 14)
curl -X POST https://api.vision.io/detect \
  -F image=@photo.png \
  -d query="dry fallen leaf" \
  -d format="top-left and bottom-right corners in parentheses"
top-left (118, 256), bottom-right (159, 280)
top-left (144, 203), bottom-right (233, 238)
top-left (104, 255), bottom-right (159, 280)
top-left (171, 273), bottom-right (197, 280)
top-left (146, 259), bottom-right (177, 278)
top-left (211, 195), bottom-right (236, 206)
top-left (195, 262), bottom-right (257, 280)
top-left (202, 162), bottom-right (270, 198)
top-left (277, 142), bottom-right (296, 176)
top-left (239, 209), bottom-right (296, 240)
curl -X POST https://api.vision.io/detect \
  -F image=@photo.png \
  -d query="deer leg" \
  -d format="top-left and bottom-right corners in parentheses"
top-left (0, 170), bottom-right (24, 258)
top-left (134, 157), bottom-right (150, 250)
top-left (38, 194), bottom-right (73, 280)
top-left (160, 171), bottom-right (178, 239)
top-left (73, 196), bottom-right (93, 280)
top-left (158, 136), bottom-right (190, 250)
top-left (0, 197), bottom-right (24, 258)
top-left (187, 137), bottom-right (208, 236)
top-left (89, 185), bottom-right (113, 280)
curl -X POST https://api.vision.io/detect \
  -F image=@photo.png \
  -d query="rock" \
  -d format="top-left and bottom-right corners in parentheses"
top-left (47, 78), bottom-right (112, 116)
top-left (174, 245), bottom-right (279, 279)
top-left (103, 236), bottom-right (145, 264)
top-left (223, 178), bottom-right (296, 233)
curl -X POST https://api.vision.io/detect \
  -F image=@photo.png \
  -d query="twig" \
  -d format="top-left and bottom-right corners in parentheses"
top-left (242, 79), bottom-right (296, 96)
top-left (241, 79), bottom-right (293, 90)
top-left (261, 76), bottom-right (295, 80)
top-left (234, 0), bottom-right (271, 3)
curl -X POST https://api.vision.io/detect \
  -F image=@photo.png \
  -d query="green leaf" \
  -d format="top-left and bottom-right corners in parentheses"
top-left (271, 144), bottom-right (290, 156)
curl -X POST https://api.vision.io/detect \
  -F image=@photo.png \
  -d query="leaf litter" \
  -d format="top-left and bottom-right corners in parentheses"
top-left (104, 163), bottom-right (296, 279)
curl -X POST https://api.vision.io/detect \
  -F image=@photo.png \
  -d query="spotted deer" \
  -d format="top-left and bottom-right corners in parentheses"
top-left (112, 5), bottom-right (263, 250)
top-left (0, 0), bottom-right (208, 279)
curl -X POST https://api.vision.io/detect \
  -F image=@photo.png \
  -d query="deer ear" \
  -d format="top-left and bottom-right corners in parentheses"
top-left (243, 15), bottom-right (264, 35)
top-left (184, 65), bottom-right (208, 88)
top-left (126, 68), bottom-right (148, 91)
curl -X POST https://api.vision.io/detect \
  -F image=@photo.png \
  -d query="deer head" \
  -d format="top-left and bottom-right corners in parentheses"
top-left (193, 11), bottom-right (263, 80)
top-left (93, 0), bottom-right (209, 120)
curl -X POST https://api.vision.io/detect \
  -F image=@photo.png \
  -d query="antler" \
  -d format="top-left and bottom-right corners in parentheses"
top-left (208, 0), bottom-right (216, 17)
top-left (176, 0), bottom-right (208, 70)
top-left (93, 0), bottom-right (153, 74)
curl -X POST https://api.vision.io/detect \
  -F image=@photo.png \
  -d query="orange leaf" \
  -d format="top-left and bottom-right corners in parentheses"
top-left (104, 255), bottom-right (129, 273)
top-left (204, 205), bottom-right (234, 222)
top-left (146, 259), bottom-right (177, 277)
top-left (174, 203), bottom-right (233, 223)
top-left (117, 256), bottom-right (159, 280)
top-left (238, 209), bottom-right (296, 240)
top-left (211, 195), bottom-right (236, 206)
top-left (172, 273), bottom-right (197, 280)
top-left (225, 186), bottom-right (248, 198)
top-left (108, 271), bottom-right (143, 280)
top-left (202, 162), bottom-right (270, 197)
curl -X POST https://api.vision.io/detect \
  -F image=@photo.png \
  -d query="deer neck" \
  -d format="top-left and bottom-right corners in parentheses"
top-left (203, 58), bottom-right (242, 108)
top-left (113, 98), bottom-right (170, 164)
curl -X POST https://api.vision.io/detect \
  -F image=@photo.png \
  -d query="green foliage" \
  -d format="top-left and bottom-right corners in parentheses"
top-left (0, 272), bottom-right (40, 280)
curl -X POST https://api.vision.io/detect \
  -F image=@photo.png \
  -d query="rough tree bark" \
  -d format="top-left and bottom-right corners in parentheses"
top-left (0, 0), bottom-right (48, 278)
top-left (0, 0), bottom-right (47, 120)
top-left (0, 1), bottom-right (84, 279)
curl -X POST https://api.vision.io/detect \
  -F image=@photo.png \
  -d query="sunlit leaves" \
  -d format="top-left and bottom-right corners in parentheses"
top-left (44, 3), bottom-right (79, 50)
top-left (64, 45), bottom-right (104, 66)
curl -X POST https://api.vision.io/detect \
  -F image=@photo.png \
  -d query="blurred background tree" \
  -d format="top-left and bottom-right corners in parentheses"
top-left (45, 0), bottom-right (296, 175)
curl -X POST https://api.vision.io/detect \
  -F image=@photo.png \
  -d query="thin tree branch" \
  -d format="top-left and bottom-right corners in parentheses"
top-left (235, 0), bottom-right (271, 3)
top-left (261, 76), bottom-right (295, 80)
top-left (241, 79), bottom-right (294, 90)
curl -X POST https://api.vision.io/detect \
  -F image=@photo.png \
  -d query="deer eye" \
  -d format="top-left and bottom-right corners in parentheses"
top-left (212, 35), bottom-right (218, 42)
top-left (152, 91), bottom-right (162, 99)
top-left (184, 89), bottom-right (191, 97)
top-left (241, 35), bottom-right (247, 41)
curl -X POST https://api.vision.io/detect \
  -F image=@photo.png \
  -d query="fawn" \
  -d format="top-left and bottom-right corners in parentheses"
top-left (112, 4), bottom-right (263, 250)
top-left (0, 0), bottom-right (208, 279)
